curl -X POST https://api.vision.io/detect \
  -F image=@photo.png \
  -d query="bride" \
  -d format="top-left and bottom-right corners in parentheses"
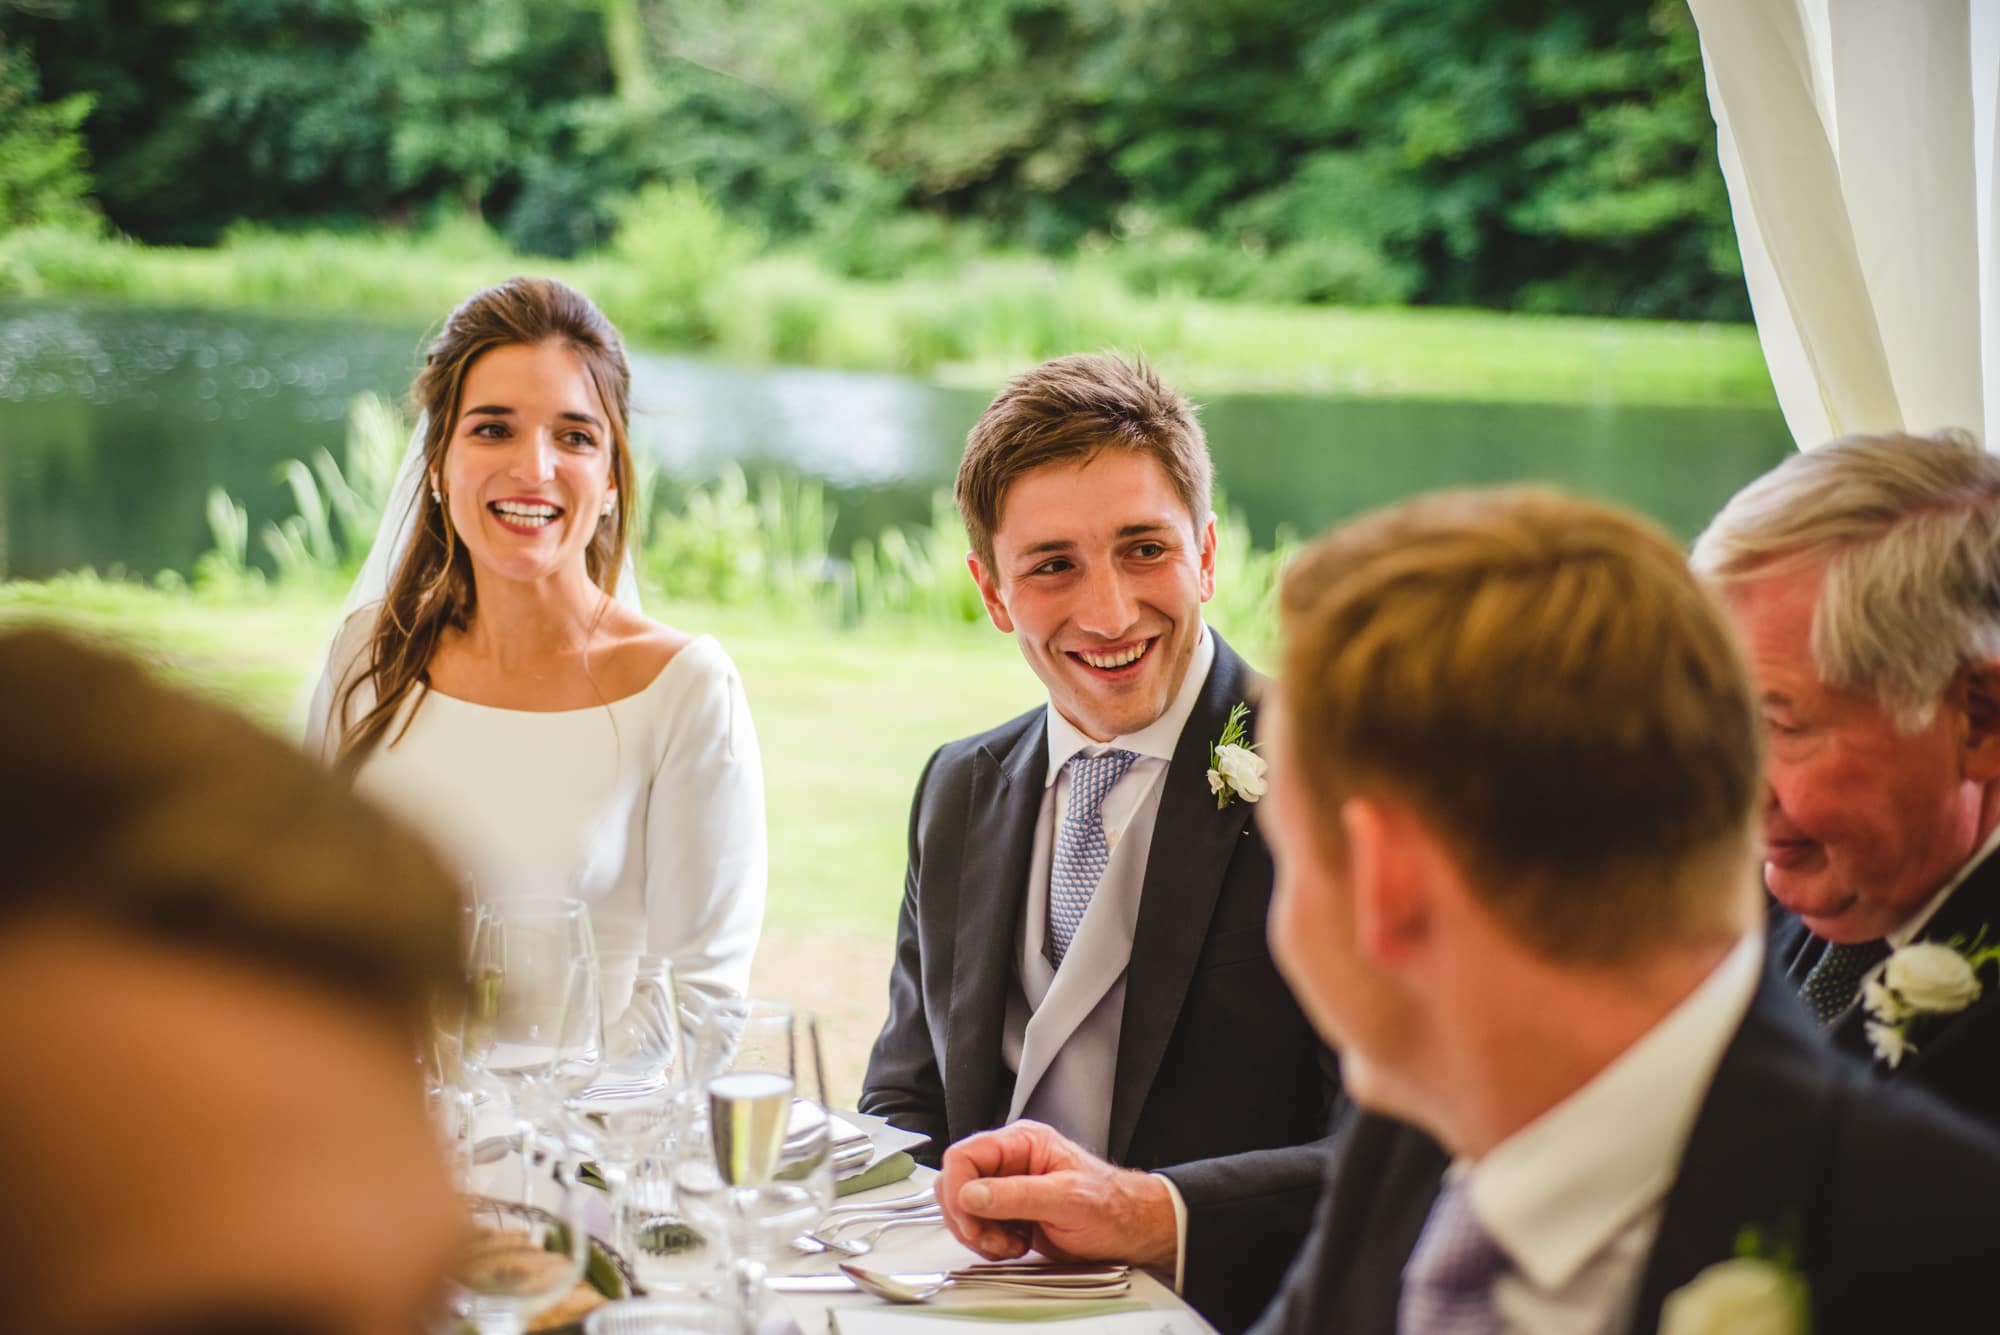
top-left (303, 276), bottom-right (765, 998)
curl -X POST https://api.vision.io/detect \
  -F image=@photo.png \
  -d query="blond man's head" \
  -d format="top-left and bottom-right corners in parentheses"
top-left (1276, 487), bottom-right (1763, 966)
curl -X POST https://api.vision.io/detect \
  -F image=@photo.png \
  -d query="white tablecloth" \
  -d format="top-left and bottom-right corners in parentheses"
top-left (467, 1110), bottom-right (1214, 1333)
top-left (763, 1163), bottom-right (1206, 1334)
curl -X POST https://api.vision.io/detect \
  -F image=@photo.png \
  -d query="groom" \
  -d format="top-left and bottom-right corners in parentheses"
top-left (860, 353), bottom-right (1338, 1333)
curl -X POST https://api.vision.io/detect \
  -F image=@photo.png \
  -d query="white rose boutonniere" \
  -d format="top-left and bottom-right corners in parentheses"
top-left (1885, 941), bottom-right (1983, 1012)
top-left (1861, 932), bottom-right (2000, 1067)
top-left (1660, 1256), bottom-right (1809, 1335)
top-left (1206, 701), bottom-right (1267, 809)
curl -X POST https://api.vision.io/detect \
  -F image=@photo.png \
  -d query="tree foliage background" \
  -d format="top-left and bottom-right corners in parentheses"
top-left (0, 0), bottom-right (1746, 320)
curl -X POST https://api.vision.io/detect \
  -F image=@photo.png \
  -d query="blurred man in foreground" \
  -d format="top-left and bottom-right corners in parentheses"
top-left (1693, 430), bottom-right (2000, 1124)
top-left (0, 629), bottom-right (466, 1334)
top-left (945, 489), bottom-right (2000, 1334)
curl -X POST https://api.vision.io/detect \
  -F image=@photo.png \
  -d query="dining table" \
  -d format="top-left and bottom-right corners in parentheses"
top-left (528, 1110), bottom-right (1221, 1335)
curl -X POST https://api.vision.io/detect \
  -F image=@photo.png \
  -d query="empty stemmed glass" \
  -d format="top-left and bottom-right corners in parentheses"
top-left (674, 1000), bottom-right (834, 1335)
top-left (565, 951), bottom-right (690, 1266)
top-left (459, 899), bottom-right (602, 1200)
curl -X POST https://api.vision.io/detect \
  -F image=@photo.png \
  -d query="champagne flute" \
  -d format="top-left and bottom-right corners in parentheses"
top-left (675, 1000), bottom-right (833, 1335)
top-left (565, 951), bottom-right (689, 1265)
top-left (459, 899), bottom-right (601, 1199)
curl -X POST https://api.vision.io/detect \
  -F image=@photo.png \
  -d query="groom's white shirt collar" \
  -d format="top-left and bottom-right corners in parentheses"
top-left (1459, 930), bottom-right (1762, 1328)
top-left (1043, 625), bottom-right (1213, 785)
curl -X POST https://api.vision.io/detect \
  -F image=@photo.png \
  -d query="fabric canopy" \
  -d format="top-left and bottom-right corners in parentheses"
top-left (1689, 0), bottom-right (1999, 451)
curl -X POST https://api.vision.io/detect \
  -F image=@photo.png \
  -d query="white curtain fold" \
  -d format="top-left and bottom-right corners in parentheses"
top-left (1690, 0), bottom-right (1997, 450)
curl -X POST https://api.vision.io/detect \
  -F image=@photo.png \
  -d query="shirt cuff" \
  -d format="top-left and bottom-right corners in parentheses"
top-left (1150, 1171), bottom-right (1189, 1294)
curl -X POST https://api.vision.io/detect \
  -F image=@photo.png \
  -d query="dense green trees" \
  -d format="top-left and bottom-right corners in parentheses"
top-left (0, 33), bottom-right (93, 231)
top-left (2, 0), bottom-right (1745, 319)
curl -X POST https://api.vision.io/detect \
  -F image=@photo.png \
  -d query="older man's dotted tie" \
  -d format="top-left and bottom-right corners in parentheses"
top-left (1801, 938), bottom-right (1891, 1026)
top-left (1048, 749), bottom-right (1139, 968)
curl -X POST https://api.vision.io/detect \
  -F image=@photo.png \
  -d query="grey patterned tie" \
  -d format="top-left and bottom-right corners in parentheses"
top-left (1047, 750), bottom-right (1139, 968)
top-left (1800, 938), bottom-right (1890, 1026)
top-left (1399, 1178), bottom-right (1507, 1335)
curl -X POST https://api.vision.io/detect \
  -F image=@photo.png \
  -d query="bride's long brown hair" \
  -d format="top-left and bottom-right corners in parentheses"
top-left (335, 277), bottom-right (635, 768)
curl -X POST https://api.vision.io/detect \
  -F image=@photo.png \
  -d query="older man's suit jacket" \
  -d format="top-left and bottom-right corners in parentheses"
top-left (860, 633), bottom-right (1339, 1334)
top-left (1248, 966), bottom-right (2000, 1335)
top-left (1770, 848), bottom-right (2000, 1127)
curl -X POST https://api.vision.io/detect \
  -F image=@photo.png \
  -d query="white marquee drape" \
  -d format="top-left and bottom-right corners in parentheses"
top-left (1688, 0), bottom-right (2000, 451)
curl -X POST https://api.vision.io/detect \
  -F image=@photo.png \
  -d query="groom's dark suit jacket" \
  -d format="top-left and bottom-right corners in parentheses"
top-left (1770, 848), bottom-right (2000, 1128)
top-left (1248, 966), bottom-right (2000, 1335)
top-left (860, 633), bottom-right (1340, 1334)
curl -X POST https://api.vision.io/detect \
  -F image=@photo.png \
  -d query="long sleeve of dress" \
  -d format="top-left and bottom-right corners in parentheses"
top-left (642, 639), bottom-right (768, 1004)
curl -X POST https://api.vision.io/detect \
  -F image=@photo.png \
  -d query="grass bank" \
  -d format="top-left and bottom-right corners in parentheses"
top-left (0, 221), bottom-right (1776, 408)
top-left (0, 575), bottom-right (1055, 939)
top-left (0, 575), bottom-right (1109, 1095)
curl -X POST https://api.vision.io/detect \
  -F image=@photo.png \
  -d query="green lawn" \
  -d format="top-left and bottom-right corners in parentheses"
top-left (0, 577), bottom-right (1066, 938)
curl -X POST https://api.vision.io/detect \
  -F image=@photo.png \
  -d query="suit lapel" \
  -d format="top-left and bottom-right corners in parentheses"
top-left (944, 715), bottom-right (1046, 1145)
top-left (1626, 969), bottom-right (1839, 1333)
top-left (1295, 1114), bottom-right (1448, 1332)
top-left (1108, 633), bottom-right (1260, 1161)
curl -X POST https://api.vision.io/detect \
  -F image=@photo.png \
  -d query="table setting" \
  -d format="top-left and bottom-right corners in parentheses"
top-left (434, 898), bottom-right (1214, 1335)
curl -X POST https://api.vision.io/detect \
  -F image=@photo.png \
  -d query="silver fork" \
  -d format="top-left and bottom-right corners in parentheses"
top-left (789, 1189), bottom-right (939, 1253)
top-left (793, 1207), bottom-right (945, 1257)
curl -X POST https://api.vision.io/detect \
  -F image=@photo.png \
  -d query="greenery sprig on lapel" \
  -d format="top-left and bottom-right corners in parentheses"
top-left (1206, 701), bottom-right (1268, 809)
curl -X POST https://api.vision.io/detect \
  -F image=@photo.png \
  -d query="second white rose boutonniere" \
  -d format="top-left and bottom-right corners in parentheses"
top-left (1206, 701), bottom-right (1267, 809)
top-left (1660, 1256), bottom-right (1810, 1335)
top-left (1661, 1227), bottom-right (1810, 1335)
top-left (1862, 932), bottom-right (2000, 1067)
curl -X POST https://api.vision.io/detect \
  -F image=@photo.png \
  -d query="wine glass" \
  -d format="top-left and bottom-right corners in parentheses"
top-left (447, 1181), bottom-right (590, 1335)
top-left (565, 951), bottom-right (690, 1265)
top-left (459, 899), bottom-right (602, 1199)
top-left (674, 1000), bottom-right (833, 1335)
top-left (422, 904), bottom-right (487, 1183)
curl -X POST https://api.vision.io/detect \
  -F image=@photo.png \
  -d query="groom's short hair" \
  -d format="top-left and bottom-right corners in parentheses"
top-left (0, 628), bottom-right (462, 1023)
top-left (1278, 488), bottom-right (1763, 964)
top-left (956, 352), bottom-right (1212, 567)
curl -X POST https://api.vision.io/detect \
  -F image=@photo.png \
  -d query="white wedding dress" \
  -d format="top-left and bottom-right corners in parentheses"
top-left (304, 613), bottom-right (767, 1000)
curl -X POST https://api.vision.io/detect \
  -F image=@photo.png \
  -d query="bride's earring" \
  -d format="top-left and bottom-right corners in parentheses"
top-left (601, 494), bottom-right (616, 518)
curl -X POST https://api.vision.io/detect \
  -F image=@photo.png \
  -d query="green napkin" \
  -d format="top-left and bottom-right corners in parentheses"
top-left (540, 1223), bottom-right (633, 1299)
top-left (837, 1151), bottom-right (918, 1197)
top-left (831, 1301), bottom-right (1148, 1326)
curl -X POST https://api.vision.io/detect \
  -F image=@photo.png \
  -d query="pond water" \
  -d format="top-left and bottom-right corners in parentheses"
top-left (0, 300), bottom-right (1794, 580)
